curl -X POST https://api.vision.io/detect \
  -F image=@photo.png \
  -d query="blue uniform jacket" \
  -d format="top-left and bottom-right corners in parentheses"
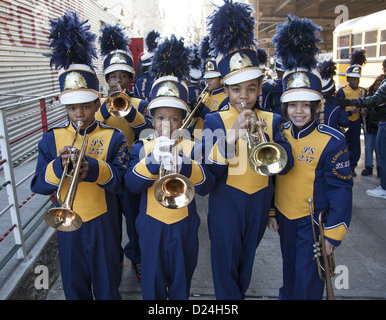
top-left (31, 120), bottom-right (129, 222)
top-left (261, 78), bottom-right (283, 113)
top-left (125, 133), bottom-right (214, 225)
top-left (319, 95), bottom-right (350, 130)
top-left (274, 121), bottom-right (353, 246)
top-left (202, 103), bottom-right (293, 194)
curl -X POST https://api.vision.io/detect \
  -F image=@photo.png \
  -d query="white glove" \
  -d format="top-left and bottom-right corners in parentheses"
top-left (152, 136), bottom-right (175, 164)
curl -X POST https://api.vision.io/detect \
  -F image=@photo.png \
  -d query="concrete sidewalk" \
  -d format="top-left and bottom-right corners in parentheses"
top-left (44, 160), bottom-right (386, 300)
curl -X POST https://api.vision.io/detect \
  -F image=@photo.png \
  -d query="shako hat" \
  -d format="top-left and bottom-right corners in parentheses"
top-left (99, 23), bottom-right (134, 80)
top-left (207, 0), bottom-right (264, 85)
top-left (346, 49), bottom-right (366, 78)
top-left (46, 11), bottom-right (99, 105)
top-left (272, 14), bottom-right (323, 102)
top-left (148, 35), bottom-right (190, 112)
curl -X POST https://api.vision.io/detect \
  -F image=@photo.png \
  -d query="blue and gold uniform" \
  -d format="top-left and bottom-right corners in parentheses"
top-left (31, 120), bottom-right (129, 299)
top-left (203, 104), bottom-right (293, 299)
top-left (319, 96), bottom-right (349, 130)
top-left (336, 85), bottom-right (367, 172)
top-left (190, 87), bottom-right (229, 140)
top-left (126, 134), bottom-right (212, 297)
top-left (261, 77), bottom-right (283, 113)
top-left (274, 121), bottom-right (352, 299)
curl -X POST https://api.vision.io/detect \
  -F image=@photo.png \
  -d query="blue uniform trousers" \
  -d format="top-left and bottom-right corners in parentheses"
top-left (208, 184), bottom-right (273, 300)
top-left (121, 188), bottom-right (141, 265)
top-left (345, 118), bottom-right (361, 171)
top-left (57, 210), bottom-right (122, 300)
top-left (276, 211), bottom-right (324, 300)
top-left (136, 212), bottom-right (200, 300)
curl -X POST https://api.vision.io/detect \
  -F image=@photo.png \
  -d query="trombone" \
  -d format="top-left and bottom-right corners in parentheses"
top-left (185, 84), bottom-right (210, 130)
top-left (153, 88), bottom-right (210, 209)
top-left (44, 121), bottom-right (88, 231)
top-left (307, 198), bottom-right (336, 300)
top-left (242, 102), bottom-right (288, 176)
top-left (106, 83), bottom-right (132, 117)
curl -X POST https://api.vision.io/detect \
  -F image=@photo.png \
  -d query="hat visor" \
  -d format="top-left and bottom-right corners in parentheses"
top-left (60, 90), bottom-right (100, 105)
top-left (346, 73), bottom-right (361, 78)
top-left (149, 97), bottom-right (188, 112)
top-left (281, 90), bottom-right (322, 103)
top-left (203, 71), bottom-right (222, 79)
top-left (223, 68), bottom-right (263, 85)
top-left (105, 64), bottom-right (135, 77)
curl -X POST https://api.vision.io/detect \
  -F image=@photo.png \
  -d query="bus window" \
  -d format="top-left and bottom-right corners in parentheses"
top-left (351, 32), bottom-right (362, 48)
top-left (338, 48), bottom-right (350, 59)
top-left (380, 30), bottom-right (386, 57)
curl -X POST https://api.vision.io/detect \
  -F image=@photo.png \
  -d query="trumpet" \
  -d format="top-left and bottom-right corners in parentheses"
top-left (44, 121), bottom-right (88, 231)
top-left (153, 91), bottom-right (210, 209)
top-left (106, 84), bottom-right (132, 117)
top-left (242, 102), bottom-right (288, 176)
top-left (307, 198), bottom-right (336, 300)
top-left (154, 127), bottom-right (195, 209)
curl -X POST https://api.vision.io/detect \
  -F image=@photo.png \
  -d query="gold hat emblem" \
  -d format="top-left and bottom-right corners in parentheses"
top-left (110, 53), bottom-right (128, 64)
top-left (156, 81), bottom-right (180, 98)
top-left (229, 52), bottom-right (253, 72)
top-left (352, 66), bottom-right (361, 73)
top-left (63, 71), bottom-right (88, 90)
top-left (205, 60), bottom-right (215, 72)
top-left (286, 72), bottom-right (311, 90)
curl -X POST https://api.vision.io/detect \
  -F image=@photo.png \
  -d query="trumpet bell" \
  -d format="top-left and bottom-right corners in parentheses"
top-left (154, 173), bottom-right (195, 209)
top-left (107, 92), bottom-right (131, 117)
top-left (249, 142), bottom-right (288, 176)
top-left (44, 207), bottom-right (82, 232)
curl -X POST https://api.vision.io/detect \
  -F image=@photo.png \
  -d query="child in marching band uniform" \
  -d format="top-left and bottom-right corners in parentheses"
top-left (125, 36), bottom-right (213, 300)
top-left (96, 24), bottom-right (152, 281)
top-left (202, 0), bottom-right (293, 300)
top-left (336, 50), bottom-right (368, 177)
top-left (31, 12), bottom-right (128, 300)
top-left (268, 15), bottom-right (353, 300)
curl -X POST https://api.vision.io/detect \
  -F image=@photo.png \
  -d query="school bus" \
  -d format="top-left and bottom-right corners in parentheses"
top-left (333, 9), bottom-right (386, 88)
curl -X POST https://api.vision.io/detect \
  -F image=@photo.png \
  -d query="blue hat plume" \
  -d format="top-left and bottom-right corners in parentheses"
top-left (45, 10), bottom-right (97, 70)
top-left (150, 35), bottom-right (190, 80)
top-left (350, 49), bottom-right (367, 66)
top-left (207, 0), bottom-right (256, 57)
top-left (99, 23), bottom-right (131, 56)
top-left (146, 30), bottom-right (161, 52)
top-left (319, 60), bottom-right (336, 80)
top-left (257, 48), bottom-right (268, 67)
top-left (272, 14), bottom-right (322, 71)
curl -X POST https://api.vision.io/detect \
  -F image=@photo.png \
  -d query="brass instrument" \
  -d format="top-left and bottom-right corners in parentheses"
top-left (185, 84), bottom-right (210, 130)
top-left (307, 198), bottom-right (336, 300)
top-left (106, 84), bottom-right (132, 117)
top-left (153, 89), bottom-right (210, 209)
top-left (154, 126), bottom-right (195, 209)
top-left (242, 102), bottom-right (288, 176)
top-left (44, 121), bottom-right (88, 231)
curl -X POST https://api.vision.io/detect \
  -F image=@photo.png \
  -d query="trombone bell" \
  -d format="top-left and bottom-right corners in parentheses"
top-left (154, 173), bottom-right (195, 209)
top-left (44, 207), bottom-right (82, 232)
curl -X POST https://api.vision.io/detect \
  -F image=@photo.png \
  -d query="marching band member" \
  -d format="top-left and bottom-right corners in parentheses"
top-left (31, 11), bottom-right (128, 299)
top-left (188, 36), bottom-right (229, 141)
top-left (134, 30), bottom-right (159, 101)
top-left (268, 14), bottom-right (353, 300)
top-left (336, 50), bottom-right (368, 177)
top-left (261, 58), bottom-right (284, 113)
top-left (202, 0), bottom-right (293, 300)
top-left (97, 23), bottom-right (152, 281)
top-left (125, 35), bottom-right (213, 300)
top-left (318, 59), bottom-right (350, 131)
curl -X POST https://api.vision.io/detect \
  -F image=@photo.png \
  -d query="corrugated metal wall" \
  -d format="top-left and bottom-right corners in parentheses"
top-left (0, 0), bottom-right (129, 165)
